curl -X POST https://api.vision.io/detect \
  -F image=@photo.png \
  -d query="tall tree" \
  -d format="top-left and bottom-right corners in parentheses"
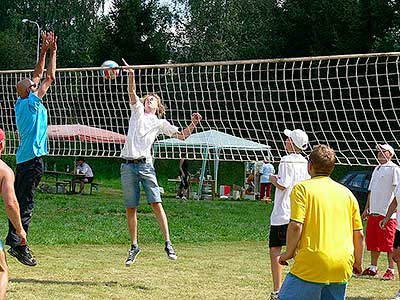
top-left (266, 0), bottom-right (362, 58)
top-left (0, 0), bottom-right (106, 69)
top-left (107, 0), bottom-right (174, 65)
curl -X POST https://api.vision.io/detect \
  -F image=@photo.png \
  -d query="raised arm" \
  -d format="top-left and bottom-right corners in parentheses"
top-left (1, 167), bottom-right (26, 246)
top-left (172, 113), bottom-right (202, 141)
top-left (122, 58), bottom-right (139, 105)
top-left (32, 31), bottom-right (50, 84)
top-left (37, 32), bottom-right (57, 99)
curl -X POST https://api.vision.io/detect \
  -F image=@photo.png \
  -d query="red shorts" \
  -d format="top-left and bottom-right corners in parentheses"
top-left (366, 215), bottom-right (397, 253)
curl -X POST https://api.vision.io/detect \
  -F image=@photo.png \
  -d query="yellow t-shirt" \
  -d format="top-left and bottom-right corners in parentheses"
top-left (290, 176), bottom-right (363, 284)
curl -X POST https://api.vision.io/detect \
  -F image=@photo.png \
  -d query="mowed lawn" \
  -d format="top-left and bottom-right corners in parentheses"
top-left (0, 182), bottom-right (398, 300)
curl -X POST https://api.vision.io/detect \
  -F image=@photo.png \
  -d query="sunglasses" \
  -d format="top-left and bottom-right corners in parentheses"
top-left (29, 83), bottom-right (38, 89)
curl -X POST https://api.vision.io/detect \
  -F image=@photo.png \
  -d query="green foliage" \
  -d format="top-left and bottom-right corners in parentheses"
top-left (0, 181), bottom-right (271, 244)
top-left (1, 0), bottom-right (400, 68)
top-left (106, 0), bottom-right (174, 64)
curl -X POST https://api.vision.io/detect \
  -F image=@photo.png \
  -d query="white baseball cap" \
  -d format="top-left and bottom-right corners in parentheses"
top-left (284, 129), bottom-right (309, 150)
top-left (377, 144), bottom-right (395, 156)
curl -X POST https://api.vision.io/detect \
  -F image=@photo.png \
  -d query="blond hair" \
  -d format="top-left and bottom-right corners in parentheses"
top-left (142, 93), bottom-right (166, 117)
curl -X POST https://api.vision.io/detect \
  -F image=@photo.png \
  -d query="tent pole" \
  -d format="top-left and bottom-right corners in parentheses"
top-left (198, 146), bottom-right (208, 200)
top-left (214, 149), bottom-right (220, 195)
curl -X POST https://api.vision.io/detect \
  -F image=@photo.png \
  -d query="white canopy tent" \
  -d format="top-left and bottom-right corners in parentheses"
top-left (153, 130), bottom-right (272, 198)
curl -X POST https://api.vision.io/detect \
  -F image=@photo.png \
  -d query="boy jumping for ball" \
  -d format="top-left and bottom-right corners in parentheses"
top-left (121, 59), bottom-right (202, 265)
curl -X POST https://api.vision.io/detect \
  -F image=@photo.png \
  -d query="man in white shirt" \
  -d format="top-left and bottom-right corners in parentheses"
top-left (268, 129), bottom-right (310, 300)
top-left (72, 157), bottom-right (94, 194)
top-left (362, 144), bottom-right (400, 280)
top-left (121, 59), bottom-right (202, 266)
top-left (379, 183), bottom-right (400, 300)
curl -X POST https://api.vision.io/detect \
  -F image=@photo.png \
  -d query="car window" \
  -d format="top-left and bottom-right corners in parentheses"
top-left (349, 173), bottom-right (367, 188)
top-left (340, 173), bottom-right (353, 184)
top-left (363, 174), bottom-right (371, 189)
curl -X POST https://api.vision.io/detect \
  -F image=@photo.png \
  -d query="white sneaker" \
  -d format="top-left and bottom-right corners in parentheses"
top-left (391, 291), bottom-right (400, 300)
top-left (270, 291), bottom-right (279, 300)
top-left (165, 242), bottom-right (178, 260)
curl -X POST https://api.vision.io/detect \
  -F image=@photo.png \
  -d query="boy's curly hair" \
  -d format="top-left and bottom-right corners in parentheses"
top-left (142, 93), bottom-right (166, 117)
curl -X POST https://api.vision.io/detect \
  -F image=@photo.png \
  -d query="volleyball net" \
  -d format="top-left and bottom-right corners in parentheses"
top-left (1, 52), bottom-right (400, 165)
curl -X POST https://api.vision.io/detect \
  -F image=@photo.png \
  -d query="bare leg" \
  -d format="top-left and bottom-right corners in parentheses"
top-left (79, 181), bottom-right (84, 193)
top-left (0, 250), bottom-right (8, 300)
top-left (371, 251), bottom-right (380, 266)
top-left (270, 246), bottom-right (283, 292)
top-left (126, 208), bottom-right (138, 244)
top-left (150, 203), bottom-right (170, 241)
top-left (388, 252), bottom-right (395, 269)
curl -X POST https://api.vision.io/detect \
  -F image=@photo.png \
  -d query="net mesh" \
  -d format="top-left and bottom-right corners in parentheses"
top-left (1, 53), bottom-right (400, 165)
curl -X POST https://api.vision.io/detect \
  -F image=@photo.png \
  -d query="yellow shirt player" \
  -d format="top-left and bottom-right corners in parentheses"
top-left (278, 145), bottom-right (364, 300)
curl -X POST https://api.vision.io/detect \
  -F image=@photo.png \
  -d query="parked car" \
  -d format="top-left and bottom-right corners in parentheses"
top-left (339, 170), bottom-right (372, 213)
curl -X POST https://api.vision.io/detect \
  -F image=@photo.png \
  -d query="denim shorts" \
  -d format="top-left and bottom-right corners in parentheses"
top-left (121, 162), bottom-right (162, 208)
top-left (279, 273), bottom-right (347, 300)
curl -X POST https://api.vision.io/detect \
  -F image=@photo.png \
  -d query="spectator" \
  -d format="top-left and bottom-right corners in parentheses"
top-left (380, 182), bottom-right (400, 300)
top-left (121, 59), bottom-right (202, 266)
top-left (72, 157), bottom-right (94, 194)
top-left (278, 144), bottom-right (364, 300)
top-left (268, 129), bottom-right (310, 300)
top-left (176, 159), bottom-right (190, 200)
top-left (7, 32), bottom-right (57, 267)
top-left (0, 129), bottom-right (27, 300)
top-left (259, 159), bottom-right (275, 202)
top-left (361, 144), bottom-right (400, 280)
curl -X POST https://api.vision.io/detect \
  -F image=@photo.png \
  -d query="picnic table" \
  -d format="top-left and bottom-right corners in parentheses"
top-left (43, 170), bottom-right (85, 193)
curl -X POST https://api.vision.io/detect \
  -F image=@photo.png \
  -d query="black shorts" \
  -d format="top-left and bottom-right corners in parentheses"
top-left (269, 224), bottom-right (288, 248)
top-left (82, 177), bottom-right (94, 183)
top-left (393, 230), bottom-right (400, 249)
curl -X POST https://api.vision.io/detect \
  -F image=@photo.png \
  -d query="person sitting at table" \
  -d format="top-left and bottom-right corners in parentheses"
top-left (71, 157), bottom-right (94, 194)
top-left (176, 159), bottom-right (190, 200)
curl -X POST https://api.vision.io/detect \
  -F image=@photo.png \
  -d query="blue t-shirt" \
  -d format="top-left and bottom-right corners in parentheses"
top-left (15, 91), bottom-right (48, 163)
top-left (260, 163), bottom-right (275, 183)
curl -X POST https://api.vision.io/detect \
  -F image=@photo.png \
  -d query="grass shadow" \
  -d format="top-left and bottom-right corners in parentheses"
top-left (10, 278), bottom-right (152, 290)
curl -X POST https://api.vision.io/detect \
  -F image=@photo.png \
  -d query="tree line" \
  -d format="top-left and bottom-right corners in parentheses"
top-left (0, 0), bottom-right (399, 70)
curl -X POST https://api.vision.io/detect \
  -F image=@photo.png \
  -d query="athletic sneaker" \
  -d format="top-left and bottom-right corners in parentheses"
top-left (361, 267), bottom-right (377, 276)
top-left (165, 242), bottom-right (177, 260)
top-left (125, 245), bottom-right (141, 267)
top-left (391, 290), bottom-right (400, 300)
top-left (382, 268), bottom-right (395, 280)
top-left (8, 245), bottom-right (37, 266)
top-left (270, 291), bottom-right (279, 300)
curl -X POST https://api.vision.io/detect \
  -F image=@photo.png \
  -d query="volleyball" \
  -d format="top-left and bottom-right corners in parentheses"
top-left (101, 60), bottom-right (119, 80)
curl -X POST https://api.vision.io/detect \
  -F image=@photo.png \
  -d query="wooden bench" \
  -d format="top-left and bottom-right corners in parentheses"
top-left (55, 181), bottom-right (70, 194)
top-left (90, 182), bottom-right (100, 195)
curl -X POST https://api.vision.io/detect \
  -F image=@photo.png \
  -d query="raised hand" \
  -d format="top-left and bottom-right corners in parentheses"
top-left (41, 31), bottom-right (50, 52)
top-left (122, 58), bottom-right (134, 74)
top-left (191, 113), bottom-right (202, 125)
top-left (48, 32), bottom-right (57, 52)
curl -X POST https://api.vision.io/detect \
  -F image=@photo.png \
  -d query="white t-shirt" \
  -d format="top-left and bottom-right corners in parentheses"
top-left (369, 160), bottom-right (400, 218)
top-left (121, 101), bottom-right (178, 161)
top-left (395, 184), bottom-right (400, 230)
top-left (270, 153), bottom-right (310, 225)
top-left (77, 162), bottom-right (93, 178)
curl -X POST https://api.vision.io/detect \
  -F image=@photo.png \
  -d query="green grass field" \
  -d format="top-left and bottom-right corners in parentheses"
top-left (0, 180), bottom-right (397, 300)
